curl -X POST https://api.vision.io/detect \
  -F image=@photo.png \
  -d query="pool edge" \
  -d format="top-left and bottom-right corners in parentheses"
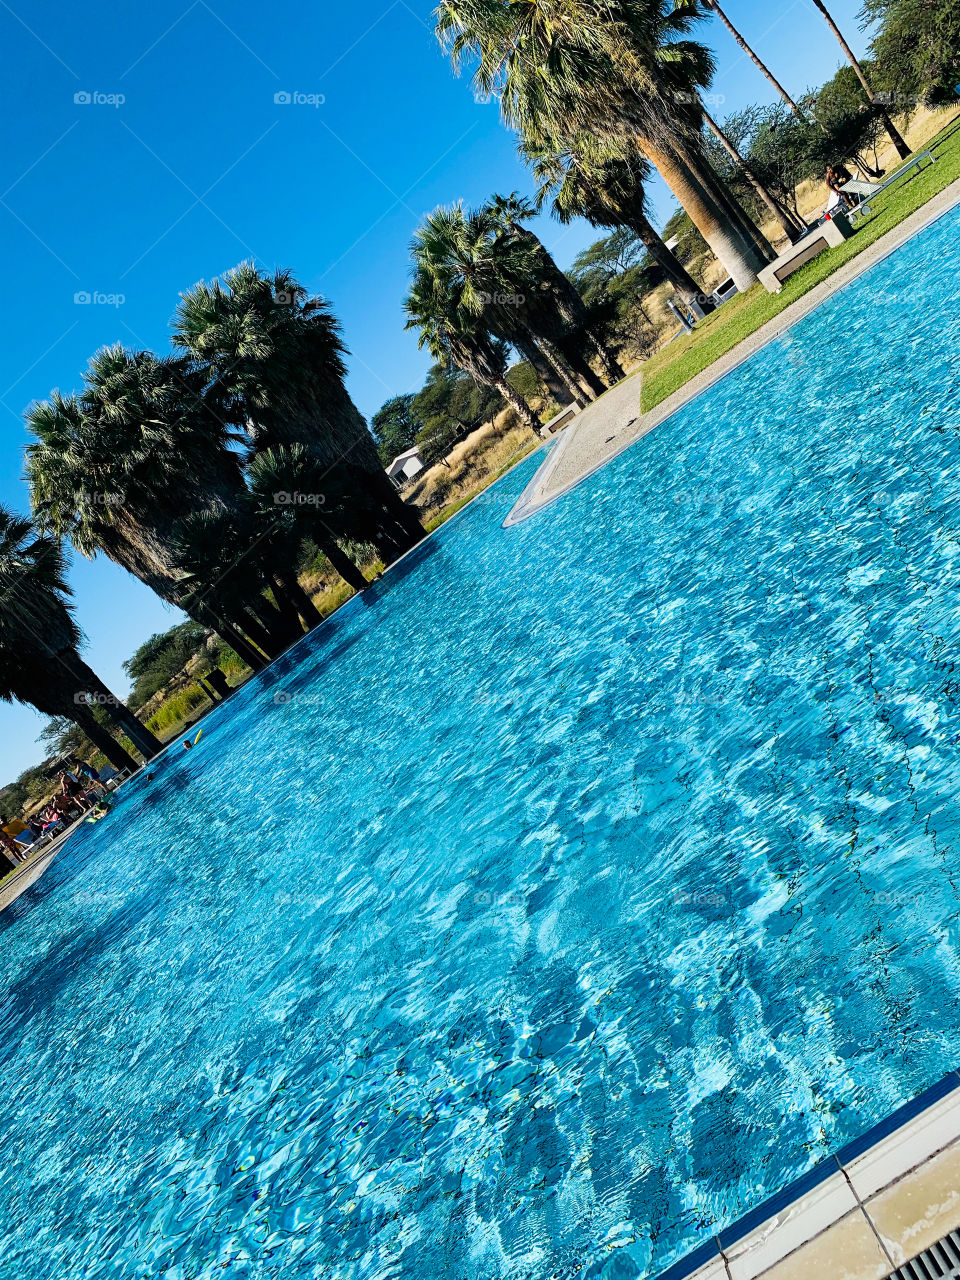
top-left (650, 1070), bottom-right (960, 1280)
top-left (504, 169), bottom-right (960, 530)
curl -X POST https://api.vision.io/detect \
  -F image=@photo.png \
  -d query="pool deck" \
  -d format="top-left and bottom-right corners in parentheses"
top-left (505, 173), bottom-right (960, 529)
top-left (653, 1071), bottom-right (960, 1280)
top-left (0, 825), bottom-right (78, 912)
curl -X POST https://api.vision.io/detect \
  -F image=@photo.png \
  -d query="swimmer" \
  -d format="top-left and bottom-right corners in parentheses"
top-left (183, 739), bottom-right (193, 750)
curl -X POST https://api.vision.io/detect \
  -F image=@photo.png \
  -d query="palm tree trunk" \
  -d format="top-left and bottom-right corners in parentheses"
top-left (527, 346), bottom-right (577, 406)
top-left (588, 334), bottom-right (624, 386)
top-left (71, 703), bottom-right (140, 774)
top-left (641, 136), bottom-right (769, 290)
top-left (530, 331), bottom-right (592, 405)
top-left (278, 571), bottom-right (324, 629)
top-left (493, 375), bottom-right (541, 434)
top-left (362, 470), bottom-right (425, 555)
top-left (65, 657), bottom-right (162, 760)
top-left (809, 0), bottom-right (911, 159)
top-left (627, 211), bottom-right (714, 310)
top-left (706, 1), bottom-right (808, 122)
top-left (240, 604), bottom-right (288, 659)
top-left (557, 337), bottom-right (608, 398)
top-left (317, 534), bottom-right (369, 592)
top-left (269, 577), bottom-right (307, 643)
top-left (702, 109), bottom-right (806, 242)
top-left (215, 618), bottom-right (267, 671)
top-left (191, 599), bottom-right (268, 671)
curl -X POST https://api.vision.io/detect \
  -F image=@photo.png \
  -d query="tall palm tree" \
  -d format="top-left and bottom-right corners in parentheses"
top-left (25, 352), bottom-right (281, 667)
top-left (701, 108), bottom-right (806, 241)
top-left (522, 133), bottom-right (713, 309)
top-left (405, 222), bottom-right (542, 433)
top-left (0, 506), bottom-right (160, 770)
top-left (173, 265), bottom-right (425, 559)
top-left (484, 193), bottom-right (624, 387)
top-left (809, 0), bottom-right (911, 159)
top-left (437, 0), bottom-right (775, 289)
top-left (701, 1), bottom-right (808, 121)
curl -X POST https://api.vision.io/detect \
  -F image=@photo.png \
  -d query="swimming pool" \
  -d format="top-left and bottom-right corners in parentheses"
top-left (4, 204), bottom-right (960, 1280)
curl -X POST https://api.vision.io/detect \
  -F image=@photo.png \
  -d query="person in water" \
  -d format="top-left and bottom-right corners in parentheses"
top-left (183, 739), bottom-right (193, 750)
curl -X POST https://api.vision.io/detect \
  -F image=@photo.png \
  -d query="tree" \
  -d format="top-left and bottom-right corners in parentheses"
top-left (865, 0), bottom-right (960, 109)
top-left (702, 1), bottom-right (809, 121)
top-left (701, 108), bottom-right (806, 241)
top-left (247, 445), bottom-right (370, 594)
top-left (124, 620), bottom-right (210, 707)
top-left (815, 64), bottom-right (889, 176)
top-left (0, 506), bottom-right (161, 770)
top-left (419, 201), bottom-right (600, 406)
top-left (523, 133), bottom-right (712, 309)
top-left (173, 264), bottom-right (424, 559)
top-left (437, 0), bottom-right (775, 289)
top-left (569, 230), bottom-right (663, 354)
top-left (405, 206), bottom-right (553, 431)
top-left (485, 192), bottom-right (624, 387)
top-left (810, 0), bottom-right (911, 158)
top-left (25, 351), bottom-right (277, 668)
top-left (371, 394), bottom-right (423, 465)
top-left (411, 362), bottom-right (506, 445)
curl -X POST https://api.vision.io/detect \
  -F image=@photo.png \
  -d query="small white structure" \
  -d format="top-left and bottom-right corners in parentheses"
top-left (386, 446), bottom-right (424, 487)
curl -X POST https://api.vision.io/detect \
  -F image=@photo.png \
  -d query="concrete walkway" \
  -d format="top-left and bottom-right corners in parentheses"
top-left (505, 174), bottom-right (960, 528)
top-left (0, 826), bottom-right (78, 913)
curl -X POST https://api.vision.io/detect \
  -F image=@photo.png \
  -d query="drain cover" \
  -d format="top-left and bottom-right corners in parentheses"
top-left (887, 1228), bottom-right (960, 1278)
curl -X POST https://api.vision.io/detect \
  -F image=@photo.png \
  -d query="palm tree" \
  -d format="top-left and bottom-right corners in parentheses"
top-left (417, 203), bottom-right (597, 406)
top-left (522, 133), bottom-right (713, 310)
top-left (485, 193), bottom-right (624, 387)
top-left (701, 1), bottom-right (808, 121)
top-left (173, 265), bottom-right (425, 559)
top-left (0, 506), bottom-right (160, 770)
top-left (407, 206), bottom-right (578, 423)
top-left (247, 446), bottom-right (370, 595)
top-left (405, 222), bottom-right (543, 434)
top-left (809, 0), bottom-right (911, 159)
top-left (701, 108), bottom-right (806, 241)
top-left (437, 0), bottom-right (775, 290)
top-left (25, 351), bottom-right (281, 667)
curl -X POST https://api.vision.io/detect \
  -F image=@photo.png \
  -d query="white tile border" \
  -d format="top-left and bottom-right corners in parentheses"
top-left (846, 1091), bottom-right (960, 1201)
top-left (724, 1173), bottom-right (859, 1280)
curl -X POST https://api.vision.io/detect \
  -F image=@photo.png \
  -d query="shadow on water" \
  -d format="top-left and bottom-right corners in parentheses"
top-left (0, 830), bottom-right (105, 931)
top-left (365, 538), bottom-right (441, 598)
top-left (0, 884), bottom-right (170, 1062)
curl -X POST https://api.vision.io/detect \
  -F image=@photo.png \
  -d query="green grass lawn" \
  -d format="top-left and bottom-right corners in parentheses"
top-left (640, 113), bottom-right (960, 414)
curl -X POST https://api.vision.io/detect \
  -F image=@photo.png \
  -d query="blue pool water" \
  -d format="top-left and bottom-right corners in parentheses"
top-left (5, 206), bottom-right (960, 1280)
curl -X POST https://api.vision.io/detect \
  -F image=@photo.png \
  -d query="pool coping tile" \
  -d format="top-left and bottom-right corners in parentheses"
top-left (650, 1072), bottom-right (960, 1280)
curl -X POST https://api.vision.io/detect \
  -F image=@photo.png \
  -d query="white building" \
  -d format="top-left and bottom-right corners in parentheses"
top-left (386, 445), bottom-right (424, 487)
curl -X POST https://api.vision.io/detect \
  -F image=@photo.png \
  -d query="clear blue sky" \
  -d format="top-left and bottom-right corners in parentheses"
top-left (0, 0), bottom-right (872, 785)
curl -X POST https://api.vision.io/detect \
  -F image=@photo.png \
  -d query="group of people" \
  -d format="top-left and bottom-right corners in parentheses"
top-left (0, 758), bottom-right (109, 868)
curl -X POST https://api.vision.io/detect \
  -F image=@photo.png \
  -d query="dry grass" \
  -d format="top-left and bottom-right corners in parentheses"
top-left (405, 417), bottom-right (540, 520)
